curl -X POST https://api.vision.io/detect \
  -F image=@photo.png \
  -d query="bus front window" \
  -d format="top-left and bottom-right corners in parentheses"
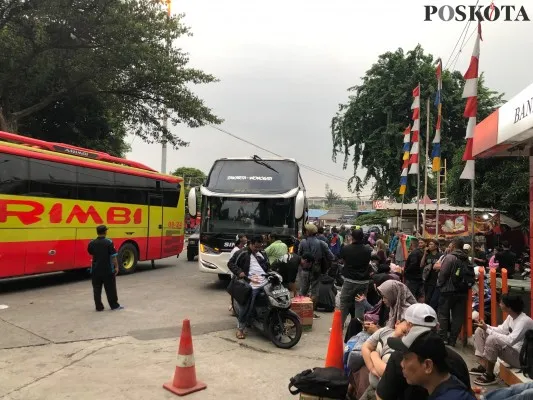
top-left (202, 197), bottom-right (295, 235)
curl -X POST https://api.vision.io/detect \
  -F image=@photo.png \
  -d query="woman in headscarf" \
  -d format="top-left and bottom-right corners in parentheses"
top-left (376, 280), bottom-right (417, 328)
top-left (344, 273), bottom-right (396, 343)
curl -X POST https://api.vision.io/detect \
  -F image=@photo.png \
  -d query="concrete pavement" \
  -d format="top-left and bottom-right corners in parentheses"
top-left (0, 257), bottom-right (499, 399)
top-left (0, 258), bottom-right (333, 399)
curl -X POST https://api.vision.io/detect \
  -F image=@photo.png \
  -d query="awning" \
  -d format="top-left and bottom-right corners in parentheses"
top-left (473, 82), bottom-right (533, 158)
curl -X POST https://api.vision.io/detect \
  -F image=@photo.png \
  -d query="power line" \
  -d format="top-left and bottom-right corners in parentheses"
top-left (207, 124), bottom-right (355, 184)
top-left (450, 26), bottom-right (477, 71)
top-left (444, 0), bottom-right (481, 70)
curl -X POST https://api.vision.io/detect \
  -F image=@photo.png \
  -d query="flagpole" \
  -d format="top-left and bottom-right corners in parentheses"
top-left (400, 194), bottom-right (405, 231)
top-left (471, 180), bottom-right (475, 265)
top-left (436, 167), bottom-right (440, 237)
top-left (423, 97), bottom-right (430, 237)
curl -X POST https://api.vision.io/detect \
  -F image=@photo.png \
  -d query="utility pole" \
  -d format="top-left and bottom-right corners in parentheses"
top-left (161, 0), bottom-right (171, 174)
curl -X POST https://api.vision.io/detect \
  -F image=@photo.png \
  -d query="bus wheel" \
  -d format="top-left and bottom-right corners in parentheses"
top-left (119, 243), bottom-right (138, 275)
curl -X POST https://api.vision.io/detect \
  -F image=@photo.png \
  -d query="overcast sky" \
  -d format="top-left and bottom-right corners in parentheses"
top-left (127, 0), bottom-right (533, 197)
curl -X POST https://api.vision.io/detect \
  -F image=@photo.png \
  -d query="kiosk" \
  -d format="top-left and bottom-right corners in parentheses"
top-left (473, 81), bottom-right (533, 314)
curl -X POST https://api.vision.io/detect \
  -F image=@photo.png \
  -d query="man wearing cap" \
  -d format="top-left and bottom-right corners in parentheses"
top-left (87, 225), bottom-right (122, 311)
top-left (376, 303), bottom-right (471, 400)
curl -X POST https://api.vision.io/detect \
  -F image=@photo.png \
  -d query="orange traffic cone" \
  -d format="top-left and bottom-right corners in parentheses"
top-left (163, 319), bottom-right (207, 396)
top-left (325, 309), bottom-right (344, 370)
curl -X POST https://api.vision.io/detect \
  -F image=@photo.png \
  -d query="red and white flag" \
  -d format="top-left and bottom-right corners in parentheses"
top-left (460, 23), bottom-right (482, 180)
top-left (409, 84), bottom-right (420, 174)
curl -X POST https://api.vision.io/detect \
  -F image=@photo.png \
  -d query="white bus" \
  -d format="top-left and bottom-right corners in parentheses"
top-left (187, 156), bottom-right (307, 279)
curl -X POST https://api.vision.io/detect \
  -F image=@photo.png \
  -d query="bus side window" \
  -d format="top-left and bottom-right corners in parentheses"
top-left (115, 173), bottom-right (148, 205)
top-left (77, 167), bottom-right (115, 203)
top-left (161, 181), bottom-right (179, 207)
top-left (29, 159), bottom-right (76, 199)
top-left (0, 154), bottom-right (29, 195)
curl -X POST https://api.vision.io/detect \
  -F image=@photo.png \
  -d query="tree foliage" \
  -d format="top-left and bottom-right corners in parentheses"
top-left (172, 166), bottom-right (206, 209)
top-left (325, 184), bottom-right (341, 208)
top-left (331, 45), bottom-right (503, 201)
top-left (447, 149), bottom-right (529, 226)
top-left (0, 0), bottom-right (222, 151)
top-left (354, 211), bottom-right (391, 226)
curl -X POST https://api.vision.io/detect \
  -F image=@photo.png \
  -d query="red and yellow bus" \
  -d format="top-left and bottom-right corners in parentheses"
top-left (0, 131), bottom-right (185, 279)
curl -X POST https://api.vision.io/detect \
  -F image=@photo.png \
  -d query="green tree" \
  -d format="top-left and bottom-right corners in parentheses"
top-left (0, 0), bottom-right (222, 150)
top-left (330, 45), bottom-right (503, 201)
top-left (354, 211), bottom-right (391, 226)
top-left (325, 184), bottom-right (341, 208)
top-left (447, 149), bottom-right (529, 226)
top-left (172, 167), bottom-right (206, 209)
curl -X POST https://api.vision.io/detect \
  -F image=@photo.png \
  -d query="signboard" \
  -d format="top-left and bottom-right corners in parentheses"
top-left (373, 200), bottom-right (390, 210)
top-left (424, 213), bottom-right (500, 237)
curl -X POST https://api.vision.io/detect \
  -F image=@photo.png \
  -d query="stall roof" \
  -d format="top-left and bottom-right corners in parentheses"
top-left (473, 82), bottom-right (533, 158)
top-left (308, 209), bottom-right (328, 219)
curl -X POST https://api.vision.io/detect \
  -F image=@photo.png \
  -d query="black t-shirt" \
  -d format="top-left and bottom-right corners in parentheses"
top-left (424, 252), bottom-right (442, 286)
top-left (496, 250), bottom-right (517, 270)
top-left (405, 248), bottom-right (424, 281)
top-left (87, 237), bottom-right (117, 276)
top-left (339, 243), bottom-right (371, 281)
top-left (376, 346), bottom-right (470, 400)
top-left (271, 254), bottom-right (299, 285)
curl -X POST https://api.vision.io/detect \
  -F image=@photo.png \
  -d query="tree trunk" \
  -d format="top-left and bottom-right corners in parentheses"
top-left (0, 108), bottom-right (17, 132)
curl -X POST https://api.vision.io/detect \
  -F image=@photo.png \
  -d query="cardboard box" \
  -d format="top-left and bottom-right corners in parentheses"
top-left (291, 296), bottom-right (313, 331)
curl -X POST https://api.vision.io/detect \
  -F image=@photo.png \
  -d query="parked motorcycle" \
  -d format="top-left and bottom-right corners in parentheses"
top-left (232, 271), bottom-right (302, 349)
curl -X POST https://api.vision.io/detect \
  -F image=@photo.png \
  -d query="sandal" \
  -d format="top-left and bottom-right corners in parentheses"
top-left (474, 373), bottom-right (497, 386)
top-left (236, 330), bottom-right (245, 340)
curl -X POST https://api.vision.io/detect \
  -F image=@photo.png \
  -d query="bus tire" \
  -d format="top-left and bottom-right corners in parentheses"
top-left (118, 243), bottom-right (139, 275)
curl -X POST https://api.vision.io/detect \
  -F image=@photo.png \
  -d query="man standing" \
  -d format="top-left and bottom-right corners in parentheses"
top-left (298, 224), bottom-right (334, 318)
top-left (495, 241), bottom-right (517, 278)
top-left (265, 233), bottom-right (288, 265)
top-left (404, 238), bottom-right (425, 302)
top-left (338, 229), bottom-right (372, 327)
top-left (437, 238), bottom-right (469, 346)
top-left (87, 225), bottom-right (123, 311)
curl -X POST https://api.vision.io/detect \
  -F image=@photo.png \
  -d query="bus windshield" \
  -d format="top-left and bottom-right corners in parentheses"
top-left (201, 197), bottom-right (295, 235)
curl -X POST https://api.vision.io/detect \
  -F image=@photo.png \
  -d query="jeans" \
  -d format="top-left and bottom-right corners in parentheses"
top-left (483, 382), bottom-right (533, 400)
top-left (425, 285), bottom-right (440, 311)
top-left (92, 274), bottom-right (120, 310)
top-left (298, 267), bottom-right (319, 298)
top-left (438, 292), bottom-right (466, 345)
top-left (237, 288), bottom-right (261, 330)
top-left (340, 281), bottom-right (368, 326)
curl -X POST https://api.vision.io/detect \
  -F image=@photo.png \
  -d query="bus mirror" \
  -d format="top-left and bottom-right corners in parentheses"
top-left (188, 188), bottom-right (197, 217)
top-left (295, 191), bottom-right (305, 220)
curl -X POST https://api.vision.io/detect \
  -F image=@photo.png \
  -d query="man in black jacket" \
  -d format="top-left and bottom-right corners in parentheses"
top-left (339, 229), bottom-right (372, 326)
top-left (404, 238), bottom-right (425, 302)
top-left (437, 238), bottom-right (469, 346)
top-left (227, 235), bottom-right (269, 339)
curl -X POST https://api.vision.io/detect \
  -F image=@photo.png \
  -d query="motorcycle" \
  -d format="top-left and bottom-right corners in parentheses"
top-left (232, 271), bottom-right (302, 349)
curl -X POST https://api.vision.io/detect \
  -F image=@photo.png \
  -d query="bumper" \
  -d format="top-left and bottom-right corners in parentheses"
top-left (198, 251), bottom-right (231, 275)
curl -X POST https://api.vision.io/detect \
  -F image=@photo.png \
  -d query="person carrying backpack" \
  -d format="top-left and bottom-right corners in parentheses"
top-left (436, 238), bottom-right (473, 347)
top-left (298, 224), bottom-right (335, 318)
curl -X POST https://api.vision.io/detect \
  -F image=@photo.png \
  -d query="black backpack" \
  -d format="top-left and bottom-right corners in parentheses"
top-left (451, 256), bottom-right (476, 292)
top-left (288, 367), bottom-right (348, 399)
top-left (519, 329), bottom-right (533, 378)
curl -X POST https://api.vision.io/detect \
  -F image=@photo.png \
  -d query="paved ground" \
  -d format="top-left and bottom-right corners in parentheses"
top-left (0, 257), bottom-right (333, 399)
top-left (0, 256), bottom-right (502, 399)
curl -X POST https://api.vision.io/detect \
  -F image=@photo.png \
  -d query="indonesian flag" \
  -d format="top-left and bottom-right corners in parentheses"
top-left (460, 23), bottom-right (482, 180)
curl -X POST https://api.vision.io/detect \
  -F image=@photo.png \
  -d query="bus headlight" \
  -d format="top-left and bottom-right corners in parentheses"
top-left (200, 243), bottom-right (220, 255)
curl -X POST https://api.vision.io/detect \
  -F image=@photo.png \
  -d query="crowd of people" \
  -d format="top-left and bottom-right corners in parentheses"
top-left (224, 224), bottom-right (533, 399)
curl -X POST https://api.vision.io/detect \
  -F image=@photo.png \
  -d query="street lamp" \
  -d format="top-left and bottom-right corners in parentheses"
top-left (483, 214), bottom-right (489, 220)
top-left (386, 218), bottom-right (392, 224)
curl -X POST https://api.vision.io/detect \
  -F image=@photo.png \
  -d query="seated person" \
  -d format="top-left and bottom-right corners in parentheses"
top-left (387, 326), bottom-right (475, 399)
top-left (376, 303), bottom-right (471, 400)
top-left (360, 319), bottom-right (410, 398)
top-left (470, 294), bottom-right (533, 386)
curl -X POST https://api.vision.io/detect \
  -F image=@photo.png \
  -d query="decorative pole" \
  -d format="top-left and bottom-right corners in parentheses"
top-left (423, 97), bottom-right (430, 237)
top-left (409, 84), bottom-right (421, 234)
top-left (399, 125), bottom-right (411, 231)
top-left (433, 59), bottom-right (443, 238)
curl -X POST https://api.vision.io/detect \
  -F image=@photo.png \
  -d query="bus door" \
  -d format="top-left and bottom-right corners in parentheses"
top-left (147, 195), bottom-right (163, 260)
